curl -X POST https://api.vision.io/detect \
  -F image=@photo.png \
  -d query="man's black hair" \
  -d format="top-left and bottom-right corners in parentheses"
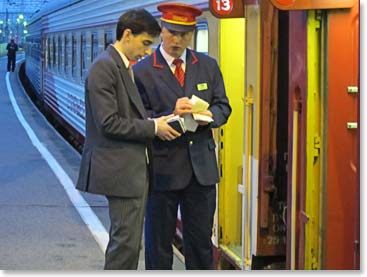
top-left (116, 9), bottom-right (161, 40)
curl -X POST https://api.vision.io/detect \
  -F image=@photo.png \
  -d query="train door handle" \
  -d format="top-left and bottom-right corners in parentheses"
top-left (347, 122), bottom-right (358, 129)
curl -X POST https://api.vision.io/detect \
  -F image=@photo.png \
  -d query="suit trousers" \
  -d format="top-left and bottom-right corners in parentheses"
top-left (104, 181), bottom-right (148, 270)
top-left (144, 176), bottom-right (216, 270)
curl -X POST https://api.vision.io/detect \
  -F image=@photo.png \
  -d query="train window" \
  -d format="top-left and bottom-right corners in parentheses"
top-left (47, 37), bottom-right (51, 69)
top-left (65, 35), bottom-right (70, 75)
top-left (91, 32), bottom-right (98, 62)
top-left (49, 38), bottom-right (52, 69)
top-left (52, 37), bottom-right (56, 68)
top-left (72, 34), bottom-right (77, 78)
top-left (81, 32), bottom-right (87, 81)
top-left (195, 21), bottom-right (209, 54)
top-left (104, 30), bottom-right (113, 50)
top-left (58, 36), bottom-right (62, 72)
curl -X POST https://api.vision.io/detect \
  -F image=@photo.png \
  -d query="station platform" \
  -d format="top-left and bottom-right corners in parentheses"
top-left (0, 55), bottom-right (184, 270)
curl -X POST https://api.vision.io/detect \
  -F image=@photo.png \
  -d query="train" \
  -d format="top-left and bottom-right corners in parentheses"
top-left (22, 0), bottom-right (360, 270)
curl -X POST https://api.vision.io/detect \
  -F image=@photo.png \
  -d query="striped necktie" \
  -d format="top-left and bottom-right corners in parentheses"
top-left (127, 66), bottom-right (134, 83)
top-left (173, 58), bottom-right (184, 87)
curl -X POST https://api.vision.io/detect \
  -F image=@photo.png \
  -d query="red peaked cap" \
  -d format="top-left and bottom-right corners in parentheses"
top-left (157, 2), bottom-right (202, 32)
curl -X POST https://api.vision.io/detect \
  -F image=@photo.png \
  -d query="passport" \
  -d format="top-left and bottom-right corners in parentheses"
top-left (167, 115), bottom-right (186, 134)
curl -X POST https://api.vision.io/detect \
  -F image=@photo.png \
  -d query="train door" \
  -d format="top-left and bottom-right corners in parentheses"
top-left (324, 0), bottom-right (359, 269)
top-left (304, 9), bottom-right (323, 270)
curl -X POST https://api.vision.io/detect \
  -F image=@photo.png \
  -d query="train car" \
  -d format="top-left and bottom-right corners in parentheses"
top-left (23, 0), bottom-right (360, 270)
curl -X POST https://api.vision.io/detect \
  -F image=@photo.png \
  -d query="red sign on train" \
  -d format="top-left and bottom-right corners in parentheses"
top-left (209, 0), bottom-right (244, 18)
top-left (211, 0), bottom-right (233, 15)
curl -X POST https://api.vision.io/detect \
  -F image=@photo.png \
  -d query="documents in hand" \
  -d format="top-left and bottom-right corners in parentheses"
top-left (182, 113), bottom-right (198, 132)
top-left (190, 95), bottom-right (209, 113)
top-left (167, 95), bottom-right (212, 133)
top-left (167, 115), bottom-right (186, 134)
top-left (190, 95), bottom-right (213, 123)
top-left (192, 113), bottom-right (214, 122)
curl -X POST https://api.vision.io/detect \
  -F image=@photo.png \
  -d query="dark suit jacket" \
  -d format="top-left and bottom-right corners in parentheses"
top-left (134, 46), bottom-right (231, 191)
top-left (77, 45), bottom-right (155, 198)
top-left (6, 42), bottom-right (18, 57)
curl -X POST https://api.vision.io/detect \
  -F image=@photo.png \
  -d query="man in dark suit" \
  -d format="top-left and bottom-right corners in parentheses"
top-left (134, 3), bottom-right (231, 270)
top-left (6, 38), bottom-right (18, 72)
top-left (76, 9), bottom-right (180, 270)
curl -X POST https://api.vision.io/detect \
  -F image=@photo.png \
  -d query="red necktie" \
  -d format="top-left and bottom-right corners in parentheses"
top-left (173, 58), bottom-right (184, 87)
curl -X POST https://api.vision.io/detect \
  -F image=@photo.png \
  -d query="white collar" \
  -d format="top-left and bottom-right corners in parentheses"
top-left (111, 44), bottom-right (130, 69)
top-left (159, 44), bottom-right (187, 66)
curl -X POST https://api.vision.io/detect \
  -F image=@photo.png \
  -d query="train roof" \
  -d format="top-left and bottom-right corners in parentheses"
top-left (29, 0), bottom-right (81, 24)
top-left (28, 0), bottom-right (208, 28)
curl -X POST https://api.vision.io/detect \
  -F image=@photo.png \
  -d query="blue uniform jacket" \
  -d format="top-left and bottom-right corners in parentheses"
top-left (134, 46), bottom-right (231, 191)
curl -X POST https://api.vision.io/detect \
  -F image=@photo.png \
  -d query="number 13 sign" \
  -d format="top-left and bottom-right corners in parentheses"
top-left (214, 0), bottom-right (233, 14)
top-left (210, 0), bottom-right (244, 18)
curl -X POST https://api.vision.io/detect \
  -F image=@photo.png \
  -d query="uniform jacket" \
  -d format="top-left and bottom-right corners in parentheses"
top-left (76, 45), bottom-right (155, 198)
top-left (134, 46), bottom-right (231, 191)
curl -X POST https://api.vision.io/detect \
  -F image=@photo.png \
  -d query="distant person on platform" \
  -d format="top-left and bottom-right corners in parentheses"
top-left (76, 9), bottom-right (180, 270)
top-left (134, 2), bottom-right (232, 270)
top-left (7, 38), bottom-right (18, 72)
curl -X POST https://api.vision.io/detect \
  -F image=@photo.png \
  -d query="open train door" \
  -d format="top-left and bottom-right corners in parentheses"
top-left (270, 0), bottom-right (358, 269)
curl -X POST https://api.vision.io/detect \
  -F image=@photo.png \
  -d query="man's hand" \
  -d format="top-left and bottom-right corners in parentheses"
top-left (154, 115), bottom-right (181, 141)
top-left (173, 97), bottom-right (193, 116)
top-left (194, 110), bottom-right (213, 126)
